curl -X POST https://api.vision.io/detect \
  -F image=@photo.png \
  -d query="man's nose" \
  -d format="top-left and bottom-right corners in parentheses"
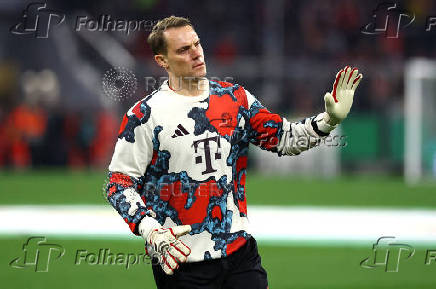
top-left (190, 45), bottom-right (201, 59)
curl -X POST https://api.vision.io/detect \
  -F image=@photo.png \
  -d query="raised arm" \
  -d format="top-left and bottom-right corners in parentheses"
top-left (246, 66), bottom-right (362, 156)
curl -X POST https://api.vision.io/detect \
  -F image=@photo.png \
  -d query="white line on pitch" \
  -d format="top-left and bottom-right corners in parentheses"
top-left (1, 205), bottom-right (436, 244)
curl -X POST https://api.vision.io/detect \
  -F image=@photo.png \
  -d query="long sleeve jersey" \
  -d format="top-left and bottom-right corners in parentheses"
top-left (106, 79), bottom-right (336, 262)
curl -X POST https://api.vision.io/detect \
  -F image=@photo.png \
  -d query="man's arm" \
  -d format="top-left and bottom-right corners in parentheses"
top-left (106, 108), bottom-right (157, 236)
top-left (106, 103), bottom-right (191, 275)
top-left (246, 66), bottom-right (362, 156)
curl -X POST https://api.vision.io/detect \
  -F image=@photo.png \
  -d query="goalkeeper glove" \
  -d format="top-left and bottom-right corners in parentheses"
top-left (139, 216), bottom-right (192, 275)
top-left (324, 66), bottom-right (363, 125)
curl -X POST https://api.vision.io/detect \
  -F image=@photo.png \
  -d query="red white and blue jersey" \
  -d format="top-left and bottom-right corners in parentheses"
top-left (106, 79), bottom-right (335, 262)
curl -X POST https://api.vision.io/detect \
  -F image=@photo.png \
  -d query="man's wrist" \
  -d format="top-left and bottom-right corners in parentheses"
top-left (322, 112), bottom-right (341, 126)
top-left (316, 112), bottom-right (338, 134)
top-left (138, 212), bottom-right (161, 241)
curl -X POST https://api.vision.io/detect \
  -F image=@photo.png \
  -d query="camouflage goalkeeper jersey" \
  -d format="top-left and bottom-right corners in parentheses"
top-left (106, 79), bottom-right (334, 262)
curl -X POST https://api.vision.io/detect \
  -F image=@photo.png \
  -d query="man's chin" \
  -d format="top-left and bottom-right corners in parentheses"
top-left (178, 69), bottom-right (207, 80)
top-left (186, 74), bottom-right (207, 80)
top-left (194, 68), bottom-right (207, 78)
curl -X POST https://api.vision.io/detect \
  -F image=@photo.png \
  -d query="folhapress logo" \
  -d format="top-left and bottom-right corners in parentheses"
top-left (9, 237), bottom-right (65, 272)
top-left (361, 2), bottom-right (415, 38)
top-left (360, 236), bottom-right (415, 272)
top-left (10, 2), bottom-right (65, 38)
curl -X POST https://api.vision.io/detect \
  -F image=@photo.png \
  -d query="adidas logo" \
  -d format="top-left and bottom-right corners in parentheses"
top-left (171, 124), bottom-right (190, 138)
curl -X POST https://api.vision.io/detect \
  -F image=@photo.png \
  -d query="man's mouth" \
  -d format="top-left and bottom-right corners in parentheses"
top-left (193, 62), bottom-right (204, 68)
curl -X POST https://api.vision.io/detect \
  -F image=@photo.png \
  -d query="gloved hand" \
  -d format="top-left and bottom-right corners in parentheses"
top-left (144, 224), bottom-right (192, 275)
top-left (324, 66), bottom-right (363, 125)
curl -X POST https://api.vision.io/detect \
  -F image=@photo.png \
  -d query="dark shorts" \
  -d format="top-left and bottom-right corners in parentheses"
top-left (152, 236), bottom-right (268, 289)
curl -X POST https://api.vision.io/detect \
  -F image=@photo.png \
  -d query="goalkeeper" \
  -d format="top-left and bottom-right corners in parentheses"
top-left (106, 16), bottom-right (362, 289)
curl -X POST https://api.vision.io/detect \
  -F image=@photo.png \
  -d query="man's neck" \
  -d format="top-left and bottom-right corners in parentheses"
top-left (168, 75), bottom-right (208, 97)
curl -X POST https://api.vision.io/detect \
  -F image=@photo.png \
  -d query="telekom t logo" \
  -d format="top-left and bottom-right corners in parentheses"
top-left (10, 2), bottom-right (65, 38)
top-left (193, 136), bottom-right (221, 175)
top-left (361, 2), bottom-right (415, 38)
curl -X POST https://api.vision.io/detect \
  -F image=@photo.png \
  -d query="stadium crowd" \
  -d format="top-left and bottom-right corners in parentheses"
top-left (0, 0), bottom-right (435, 168)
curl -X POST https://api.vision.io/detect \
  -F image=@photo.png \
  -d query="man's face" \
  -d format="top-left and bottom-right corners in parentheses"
top-left (162, 25), bottom-right (206, 79)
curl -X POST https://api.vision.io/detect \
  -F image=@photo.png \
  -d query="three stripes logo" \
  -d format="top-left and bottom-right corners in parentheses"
top-left (171, 124), bottom-right (190, 138)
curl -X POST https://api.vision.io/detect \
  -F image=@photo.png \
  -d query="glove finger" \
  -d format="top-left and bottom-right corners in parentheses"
top-left (161, 262), bottom-right (174, 275)
top-left (168, 244), bottom-right (188, 263)
top-left (171, 239), bottom-right (191, 257)
top-left (341, 66), bottom-right (351, 89)
top-left (332, 69), bottom-right (344, 102)
top-left (324, 93), bottom-right (336, 109)
top-left (162, 250), bottom-right (178, 274)
top-left (352, 73), bottom-right (363, 90)
top-left (170, 225), bottom-right (192, 238)
top-left (346, 68), bottom-right (358, 90)
top-left (160, 255), bottom-right (174, 275)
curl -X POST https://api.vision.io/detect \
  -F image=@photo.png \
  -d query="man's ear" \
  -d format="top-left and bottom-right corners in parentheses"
top-left (154, 54), bottom-right (168, 69)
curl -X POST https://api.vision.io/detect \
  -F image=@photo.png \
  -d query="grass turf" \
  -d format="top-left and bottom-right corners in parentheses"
top-left (1, 170), bottom-right (435, 208)
top-left (1, 236), bottom-right (435, 289)
top-left (1, 171), bottom-right (436, 288)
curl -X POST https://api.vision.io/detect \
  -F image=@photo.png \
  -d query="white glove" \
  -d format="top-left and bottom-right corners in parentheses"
top-left (324, 66), bottom-right (363, 125)
top-left (143, 224), bottom-right (192, 275)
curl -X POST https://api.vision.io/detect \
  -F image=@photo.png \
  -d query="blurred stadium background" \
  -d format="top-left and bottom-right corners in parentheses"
top-left (1, 0), bottom-right (436, 288)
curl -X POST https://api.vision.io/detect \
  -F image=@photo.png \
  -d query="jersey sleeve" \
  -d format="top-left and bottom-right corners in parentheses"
top-left (106, 101), bottom-right (160, 236)
top-left (245, 89), bottom-right (337, 156)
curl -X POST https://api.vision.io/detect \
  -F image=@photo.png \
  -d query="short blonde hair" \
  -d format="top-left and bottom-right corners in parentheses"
top-left (147, 16), bottom-right (193, 55)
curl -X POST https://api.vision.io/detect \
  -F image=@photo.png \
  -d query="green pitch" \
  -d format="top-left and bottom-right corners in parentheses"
top-left (1, 170), bottom-right (436, 207)
top-left (1, 170), bottom-right (436, 288)
top-left (1, 237), bottom-right (436, 289)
